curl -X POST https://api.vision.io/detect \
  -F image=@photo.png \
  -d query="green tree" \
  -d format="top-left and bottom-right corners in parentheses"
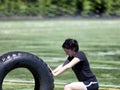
top-left (44, 0), bottom-right (77, 16)
top-left (110, 0), bottom-right (120, 16)
top-left (0, 0), bottom-right (120, 17)
top-left (88, 0), bottom-right (107, 16)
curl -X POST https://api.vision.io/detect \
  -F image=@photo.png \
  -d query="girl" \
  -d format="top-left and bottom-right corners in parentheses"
top-left (52, 38), bottom-right (99, 90)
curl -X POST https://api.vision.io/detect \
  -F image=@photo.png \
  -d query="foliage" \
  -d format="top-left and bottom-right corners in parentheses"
top-left (109, 0), bottom-right (120, 16)
top-left (0, 0), bottom-right (120, 17)
top-left (0, 0), bottom-right (41, 16)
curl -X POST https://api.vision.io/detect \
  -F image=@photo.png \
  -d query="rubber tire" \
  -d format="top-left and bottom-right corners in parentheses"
top-left (0, 51), bottom-right (54, 90)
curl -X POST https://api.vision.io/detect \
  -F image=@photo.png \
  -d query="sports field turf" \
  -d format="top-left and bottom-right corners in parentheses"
top-left (0, 19), bottom-right (120, 90)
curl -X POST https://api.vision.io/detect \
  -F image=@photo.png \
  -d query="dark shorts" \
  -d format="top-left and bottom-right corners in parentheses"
top-left (83, 81), bottom-right (99, 90)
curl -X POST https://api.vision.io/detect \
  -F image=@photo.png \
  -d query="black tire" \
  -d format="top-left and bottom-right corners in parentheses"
top-left (0, 51), bottom-right (54, 90)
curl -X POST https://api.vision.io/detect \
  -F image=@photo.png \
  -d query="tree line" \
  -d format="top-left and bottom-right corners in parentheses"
top-left (0, 0), bottom-right (120, 17)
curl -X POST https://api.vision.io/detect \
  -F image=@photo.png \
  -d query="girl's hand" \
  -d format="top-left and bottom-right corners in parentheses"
top-left (52, 71), bottom-right (57, 77)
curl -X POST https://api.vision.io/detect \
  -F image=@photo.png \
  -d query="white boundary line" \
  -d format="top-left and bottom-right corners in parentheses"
top-left (92, 66), bottom-right (120, 70)
top-left (3, 80), bottom-right (120, 88)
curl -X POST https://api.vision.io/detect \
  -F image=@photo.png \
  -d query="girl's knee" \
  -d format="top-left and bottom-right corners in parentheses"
top-left (64, 84), bottom-right (71, 90)
top-left (64, 82), bottom-right (87, 90)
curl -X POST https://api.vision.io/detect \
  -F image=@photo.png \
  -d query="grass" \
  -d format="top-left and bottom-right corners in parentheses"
top-left (0, 19), bottom-right (120, 90)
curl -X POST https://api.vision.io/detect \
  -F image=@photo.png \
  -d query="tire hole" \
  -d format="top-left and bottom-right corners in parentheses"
top-left (3, 68), bottom-right (34, 90)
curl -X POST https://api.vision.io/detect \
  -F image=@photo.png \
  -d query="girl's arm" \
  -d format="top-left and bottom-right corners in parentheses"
top-left (52, 57), bottom-right (80, 76)
top-left (52, 59), bottom-right (69, 73)
top-left (52, 64), bottom-right (63, 73)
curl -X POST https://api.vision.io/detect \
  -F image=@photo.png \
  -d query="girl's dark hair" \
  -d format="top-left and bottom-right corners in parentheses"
top-left (62, 38), bottom-right (79, 52)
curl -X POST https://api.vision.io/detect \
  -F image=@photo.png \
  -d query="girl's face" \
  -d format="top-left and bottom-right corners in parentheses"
top-left (63, 48), bottom-right (75, 57)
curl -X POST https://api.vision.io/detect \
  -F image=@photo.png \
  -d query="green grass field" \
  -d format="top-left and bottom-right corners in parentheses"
top-left (0, 19), bottom-right (120, 90)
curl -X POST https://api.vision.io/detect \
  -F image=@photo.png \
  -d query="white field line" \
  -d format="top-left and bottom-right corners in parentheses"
top-left (51, 64), bottom-right (120, 70)
top-left (92, 66), bottom-right (120, 70)
top-left (55, 82), bottom-right (120, 88)
top-left (3, 80), bottom-right (120, 88)
top-left (4, 80), bottom-right (34, 83)
top-left (46, 50), bottom-right (120, 63)
top-left (89, 50), bottom-right (120, 56)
